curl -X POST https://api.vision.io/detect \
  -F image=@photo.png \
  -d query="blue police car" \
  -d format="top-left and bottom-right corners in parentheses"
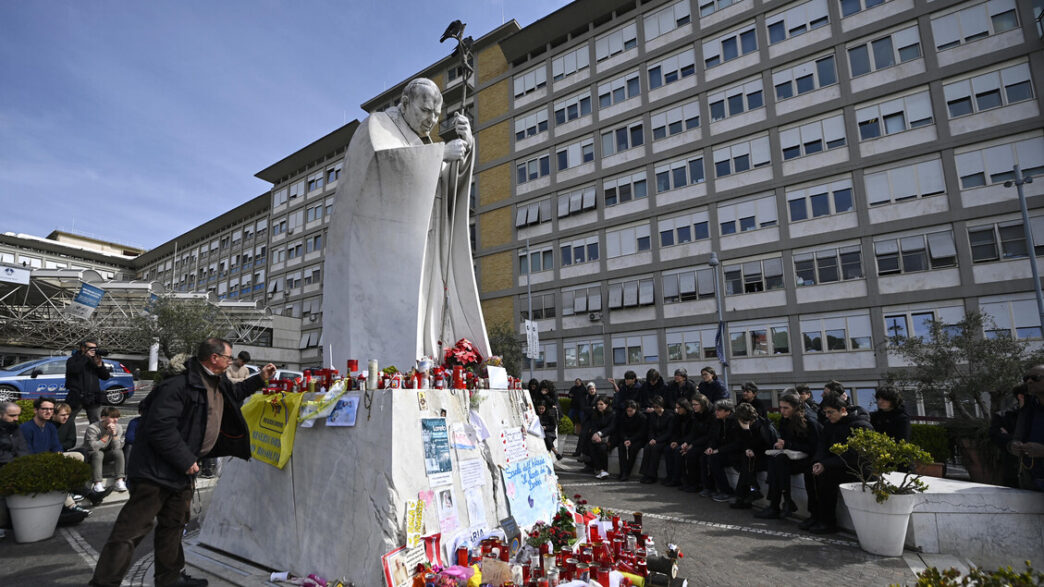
top-left (0, 356), bottom-right (136, 405)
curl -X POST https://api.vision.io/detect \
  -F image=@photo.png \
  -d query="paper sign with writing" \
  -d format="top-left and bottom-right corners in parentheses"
top-left (463, 486), bottom-right (487, 529)
top-left (451, 422), bottom-right (475, 450)
top-left (500, 427), bottom-right (528, 463)
top-left (458, 458), bottom-right (486, 489)
top-left (405, 499), bottom-right (424, 548)
top-left (435, 487), bottom-right (460, 533)
top-left (501, 456), bottom-right (558, 528)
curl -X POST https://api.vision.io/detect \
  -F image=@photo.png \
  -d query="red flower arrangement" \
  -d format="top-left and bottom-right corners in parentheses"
top-left (443, 338), bottom-right (482, 370)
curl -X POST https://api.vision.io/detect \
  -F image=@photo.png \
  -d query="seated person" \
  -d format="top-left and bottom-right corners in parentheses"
top-left (697, 367), bottom-right (728, 403)
top-left (615, 400), bottom-right (647, 481)
top-left (679, 393), bottom-right (714, 492)
top-left (641, 369), bottom-right (668, 410)
top-left (663, 398), bottom-right (696, 487)
top-left (870, 385), bottom-right (911, 442)
top-left (536, 402), bottom-right (562, 460)
top-left (713, 403), bottom-right (773, 509)
top-left (609, 371), bottom-right (643, 416)
top-left (54, 402), bottom-right (80, 454)
top-left (581, 396), bottom-right (616, 480)
top-left (737, 382), bottom-right (768, 419)
top-left (18, 397), bottom-right (89, 518)
top-left (123, 404), bottom-right (143, 465)
top-left (701, 399), bottom-right (736, 498)
top-left (666, 368), bottom-right (696, 405)
top-left (805, 395), bottom-right (873, 533)
top-left (84, 406), bottom-right (127, 493)
top-left (638, 396), bottom-right (674, 483)
top-left (756, 391), bottom-right (821, 519)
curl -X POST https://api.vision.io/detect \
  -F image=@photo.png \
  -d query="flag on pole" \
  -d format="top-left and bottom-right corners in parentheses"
top-left (714, 320), bottom-right (728, 367)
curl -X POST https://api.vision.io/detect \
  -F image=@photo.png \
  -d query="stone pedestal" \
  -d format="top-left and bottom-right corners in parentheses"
top-left (198, 387), bottom-right (556, 585)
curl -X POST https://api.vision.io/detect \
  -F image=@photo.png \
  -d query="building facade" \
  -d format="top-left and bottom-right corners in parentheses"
top-left (468, 0), bottom-right (1044, 415)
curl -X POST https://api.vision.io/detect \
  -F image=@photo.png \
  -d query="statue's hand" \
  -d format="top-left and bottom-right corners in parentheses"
top-left (454, 113), bottom-right (472, 146)
top-left (444, 139), bottom-right (469, 162)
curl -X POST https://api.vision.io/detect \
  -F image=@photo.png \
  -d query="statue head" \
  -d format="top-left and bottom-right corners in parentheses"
top-left (400, 78), bottom-right (443, 138)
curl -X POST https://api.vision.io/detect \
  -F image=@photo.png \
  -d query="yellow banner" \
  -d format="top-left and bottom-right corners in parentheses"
top-left (242, 392), bottom-right (303, 469)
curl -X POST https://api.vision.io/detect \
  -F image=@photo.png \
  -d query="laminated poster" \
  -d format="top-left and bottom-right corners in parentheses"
top-left (436, 487), bottom-right (460, 533)
top-left (501, 456), bottom-right (558, 528)
top-left (381, 545), bottom-right (423, 587)
top-left (326, 395), bottom-right (359, 427)
top-left (421, 418), bottom-right (453, 486)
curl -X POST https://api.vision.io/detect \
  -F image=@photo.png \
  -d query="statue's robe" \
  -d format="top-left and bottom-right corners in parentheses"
top-left (324, 108), bottom-right (490, 370)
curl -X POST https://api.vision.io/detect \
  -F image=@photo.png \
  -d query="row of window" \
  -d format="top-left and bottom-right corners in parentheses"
top-left (523, 297), bottom-right (1042, 370)
top-left (273, 164), bottom-right (342, 207)
top-left (516, 133), bottom-right (1044, 232)
top-left (515, 0), bottom-right (1022, 100)
top-left (520, 217), bottom-right (1044, 289)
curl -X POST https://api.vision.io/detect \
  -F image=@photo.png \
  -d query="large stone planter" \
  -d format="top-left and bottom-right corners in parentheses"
top-left (7, 491), bottom-right (65, 543)
top-left (839, 483), bottom-right (918, 557)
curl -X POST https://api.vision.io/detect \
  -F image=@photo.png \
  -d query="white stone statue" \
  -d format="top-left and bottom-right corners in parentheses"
top-left (324, 78), bottom-right (491, 370)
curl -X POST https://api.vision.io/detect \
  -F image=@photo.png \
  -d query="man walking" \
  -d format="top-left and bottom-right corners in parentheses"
top-left (65, 338), bottom-right (110, 425)
top-left (90, 338), bottom-right (275, 587)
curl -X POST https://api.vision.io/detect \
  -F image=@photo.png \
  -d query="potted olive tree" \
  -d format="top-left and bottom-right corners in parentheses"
top-left (0, 452), bottom-right (91, 543)
top-left (886, 311), bottom-right (1044, 485)
top-left (831, 428), bottom-right (931, 557)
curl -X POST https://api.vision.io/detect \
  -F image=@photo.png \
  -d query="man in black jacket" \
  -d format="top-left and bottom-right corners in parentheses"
top-left (65, 338), bottom-right (111, 425)
top-left (1, 401), bottom-right (29, 466)
top-left (738, 381), bottom-right (768, 419)
top-left (91, 338), bottom-right (275, 587)
top-left (805, 395), bottom-right (873, 534)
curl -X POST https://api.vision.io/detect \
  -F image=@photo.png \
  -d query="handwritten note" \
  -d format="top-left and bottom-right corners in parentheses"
top-left (501, 456), bottom-right (558, 527)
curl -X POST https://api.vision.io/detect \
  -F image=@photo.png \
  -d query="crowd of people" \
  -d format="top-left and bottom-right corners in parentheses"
top-left (529, 367), bottom-right (1043, 536)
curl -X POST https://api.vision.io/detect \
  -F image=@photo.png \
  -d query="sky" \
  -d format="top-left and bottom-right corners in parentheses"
top-left (0, 0), bottom-right (569, 250)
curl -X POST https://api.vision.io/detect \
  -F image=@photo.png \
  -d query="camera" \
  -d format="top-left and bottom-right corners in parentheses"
top-left (96, 349), bottom-right (110, 357)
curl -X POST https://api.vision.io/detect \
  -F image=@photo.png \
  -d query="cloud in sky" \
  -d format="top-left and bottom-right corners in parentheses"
top-left (0, 0), bottom-right (571, 249)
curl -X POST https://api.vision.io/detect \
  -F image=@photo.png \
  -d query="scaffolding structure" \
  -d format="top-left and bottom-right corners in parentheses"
top-left (0, 269), bottom-right (274, 355)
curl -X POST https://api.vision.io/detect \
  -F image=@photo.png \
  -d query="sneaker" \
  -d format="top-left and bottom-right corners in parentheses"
top-left (754, 507), bottom-right (781, 519)
top-left (92, 482), bottom-right (106, 493)
top-left (596, 470), bottom-right (610, 479)
top-left (72, 493), bottom-right (85, 502)
top-left (172, 572), bottom-right (209, 587)
top-left (711, 492), bottom-right (733, 502)
top-left (798, 517), bottom-right (818, 531)
top-left (114, 479), bottom-right (128, 492)
top-left (698, 489), bottom-right (714, 498)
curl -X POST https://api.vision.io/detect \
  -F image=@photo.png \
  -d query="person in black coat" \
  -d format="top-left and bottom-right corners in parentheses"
top-left (796, 384), bottom-right (818, 416)
top-left (1, 401), bottom-right (30, 466)
top-left (697, 367), bottom-right (728, 403)
top-left (756, 391), bottom-right (821, 519)
top-left (567, 378), bottom-right (586, 431)
top-left (91, 338), bottom-right (275, 587)
top-left (991, 385), bottom-right (1027, 488)
top-left (719, 403), bottom-right (774, 509)
top-left (573, 382), bottom-right (599, 457)
top-left (609, 371), bottom-right (643, 416)
top-left (870, 385), bottom-right (911, 442)
top-left (527, 378), bottom-right (541, 407)
top-left (804, 395), bottom-right (873, 534)
top-left (641, 369), bottom-right (669, 409)
top-left (663, 399), bottom-right (696, 486)
top-left (738, 381), bottom-right (768, 419)
top-left (65, 338), bottom-right (111, 425)
top-left (680, 394), bottom-right (714, 492)
top-left (536, 403), bottom-right (561, 459)
top-left (701, 399), bottom-right (736, 498)
top-left (666, 368), bottom-right (697, 406)
top-left (582, 395), bottom-right (616, 479)
top-left (639, 395), bottom-right (674, 483)
top-left (615, 400), bottom-right (647, 481)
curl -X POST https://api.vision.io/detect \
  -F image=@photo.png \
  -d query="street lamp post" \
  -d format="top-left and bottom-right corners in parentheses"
top-left (708, 252), bottom-right (729, 389)
top-left (525, 238), bottom-right (534, 382)
top-left (1005, 165), bottom-right (1044, 332)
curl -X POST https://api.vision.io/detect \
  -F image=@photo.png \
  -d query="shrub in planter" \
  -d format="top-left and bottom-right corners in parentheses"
top-left (16, 400), bottom-right (34, 424)
top-left (558, 397), bottom-right (572, 416)
top-left (558, 415), bottom-right (574, 436)
top-left (0, 452), bottom-right (91, 496)
top-left (910, 424), bottom-right (951, 463)
top-left (766, 412), bottom-right (781, 429)
top-left (831, 427), bottom-right (932, 502)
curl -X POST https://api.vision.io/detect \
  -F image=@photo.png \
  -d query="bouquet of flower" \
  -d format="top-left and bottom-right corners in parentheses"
top-left (526, 507), bottom-right (577, 550)
top-left (443, 338), bottom-right (482, 371)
